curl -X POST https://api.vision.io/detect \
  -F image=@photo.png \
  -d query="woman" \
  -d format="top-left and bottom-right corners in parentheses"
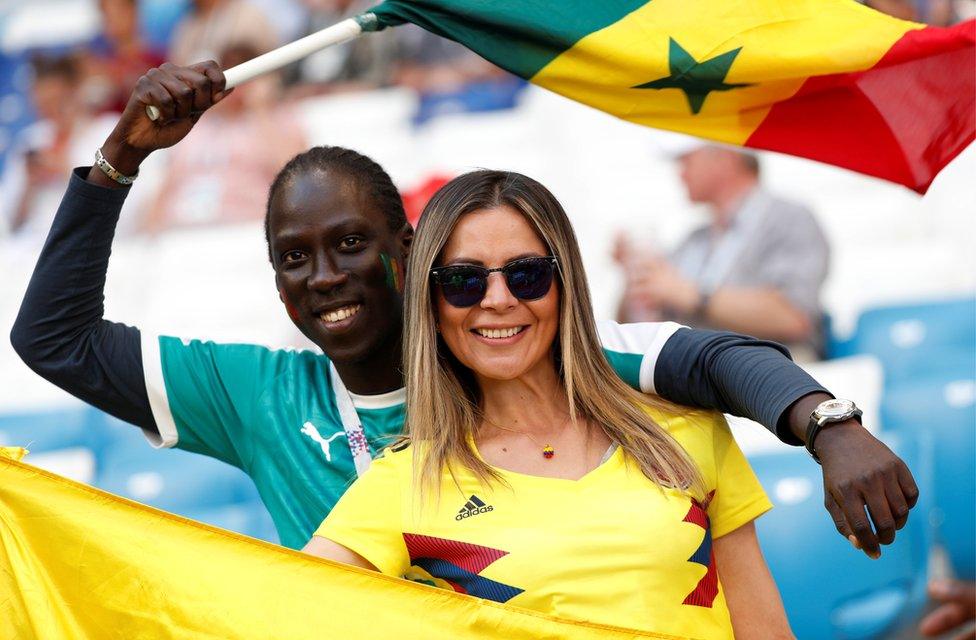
top-left (304, 170), bottom-right (793, 638)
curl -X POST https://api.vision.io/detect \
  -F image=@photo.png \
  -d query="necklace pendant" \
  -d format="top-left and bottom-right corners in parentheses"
top-left (542, 444), bottom-right (555, 459)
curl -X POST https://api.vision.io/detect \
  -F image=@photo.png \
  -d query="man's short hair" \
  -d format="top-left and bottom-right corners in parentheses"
top-left (739, 152), bottom-right (760, 176)
top-left (30, 53), bottom-right (80, 83)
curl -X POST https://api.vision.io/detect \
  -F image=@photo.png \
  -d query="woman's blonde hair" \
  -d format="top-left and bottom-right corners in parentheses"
top-left (403, 170), bottom-right (704, 499)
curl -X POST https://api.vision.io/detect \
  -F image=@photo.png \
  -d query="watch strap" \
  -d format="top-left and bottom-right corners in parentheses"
top-left (806, 406), bottom-right (863, 463)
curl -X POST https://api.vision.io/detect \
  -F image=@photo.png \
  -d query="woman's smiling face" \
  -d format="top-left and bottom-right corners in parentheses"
top-left (434, 205), bottom-right (560, 383)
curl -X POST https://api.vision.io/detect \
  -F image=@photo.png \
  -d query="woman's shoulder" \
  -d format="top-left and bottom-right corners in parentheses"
top-left (641, 404), bottom-right (730, 437)
top-left (640, 405), bottom-right (733, 470)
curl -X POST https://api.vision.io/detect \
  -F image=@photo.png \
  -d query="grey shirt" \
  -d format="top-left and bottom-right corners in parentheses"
top-left (671, 188), bottom-right (830, 355)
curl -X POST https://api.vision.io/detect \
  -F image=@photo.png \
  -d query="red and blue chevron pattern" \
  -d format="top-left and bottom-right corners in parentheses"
top-left (403, 533), bottom-right (524, 603)
top-left (682, 490), bottom-right (718, 608)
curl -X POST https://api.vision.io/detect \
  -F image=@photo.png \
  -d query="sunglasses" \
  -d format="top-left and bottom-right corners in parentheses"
top-left (430, 256), bottom-right (559, 308)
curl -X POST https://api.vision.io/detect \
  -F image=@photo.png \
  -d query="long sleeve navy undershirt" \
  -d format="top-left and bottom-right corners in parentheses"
top-left (11, 168), bottom-right (827, 443)
top-left (11, 168), bottom-right (154, 430)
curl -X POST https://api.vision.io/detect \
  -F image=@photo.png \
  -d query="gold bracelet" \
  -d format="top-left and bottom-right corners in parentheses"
top-left (94, 147), bottom-right (139, 185)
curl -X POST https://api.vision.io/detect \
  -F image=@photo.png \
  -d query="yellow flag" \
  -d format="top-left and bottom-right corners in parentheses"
top-left (0, 449), bottom-right (684, 639)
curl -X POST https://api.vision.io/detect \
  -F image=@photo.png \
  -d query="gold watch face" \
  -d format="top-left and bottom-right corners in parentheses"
top-left (818, 399), bottom-right (855, 419)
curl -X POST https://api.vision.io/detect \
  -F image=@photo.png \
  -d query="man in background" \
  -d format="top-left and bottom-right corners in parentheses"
top-left (0, 55), bottom-right (115, 242)
top-left (615, 143), bottom-right (829, 359)
top-left (864, 0), bottom-right (960, 26)
top-left (168, 0), bottom-right (278, 66)
top-left (83, 0), bottom-right (165, 114)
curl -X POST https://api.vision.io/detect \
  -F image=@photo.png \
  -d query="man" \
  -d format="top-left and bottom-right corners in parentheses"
top-left (86, 0), bottom-right (165, 114)
top-left (11, 62), bottom-right (915, 556)
top-left (1, 54), bottom-right (95, 238)
top-left (616, 143), bottom-right (829, 359)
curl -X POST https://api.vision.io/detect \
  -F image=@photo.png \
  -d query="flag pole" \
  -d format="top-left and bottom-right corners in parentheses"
top-left (146, 13), bottom-right (380, 121)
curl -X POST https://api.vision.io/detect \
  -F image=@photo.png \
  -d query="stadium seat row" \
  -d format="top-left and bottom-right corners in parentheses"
top-left (0, 406), bottom-right (277, 543)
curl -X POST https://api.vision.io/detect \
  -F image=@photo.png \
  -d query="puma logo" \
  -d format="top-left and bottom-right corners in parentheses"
top-left (300, 422), bottom-right (346, 463)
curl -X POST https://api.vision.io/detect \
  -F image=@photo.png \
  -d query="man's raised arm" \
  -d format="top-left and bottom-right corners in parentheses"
top-left (10, 62), bottom-right (231, 437)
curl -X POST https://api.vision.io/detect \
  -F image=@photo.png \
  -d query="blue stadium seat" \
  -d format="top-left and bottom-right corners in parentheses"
top-left (750, 433), bottom-right (933, 639)
top-left (5, 407), bottom-right (278, 542)
top-left (0, 50), bottom-right (35, 175)
top-left (412, 77), bottom-right (528, 126)
top-left (94, 440), bottom-right (278, 541)
top-left (95, 441), bottom-right (261, 513)
top-left (831, 298), bottom-right (976, 386)
top-left (87, 408), bottom-right (156, 455)
top-left (138, 0), bottom-right (191, 54)
top-left (882, 370), bottom-right (975, 581)
top-left (0, 406), bottom-right (97, 452)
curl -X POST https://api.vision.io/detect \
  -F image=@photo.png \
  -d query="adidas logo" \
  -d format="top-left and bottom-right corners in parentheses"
top-left (455, 495), bottom-right (494, 521)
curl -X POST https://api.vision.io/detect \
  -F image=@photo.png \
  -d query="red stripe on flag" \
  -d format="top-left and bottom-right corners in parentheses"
top-left (746, 20), bottom-right (975, 193)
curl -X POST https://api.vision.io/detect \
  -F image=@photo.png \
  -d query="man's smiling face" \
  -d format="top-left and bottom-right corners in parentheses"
top-left (269, 169), bottom-right (409, 364)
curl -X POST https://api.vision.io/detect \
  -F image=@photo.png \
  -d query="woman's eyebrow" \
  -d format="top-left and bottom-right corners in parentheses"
top-left (442, 256), bottom-right (485, 266)
top-left (506, 252), bottom-right (544, 262)
top-left (441, 252), bottom-right (545, 267)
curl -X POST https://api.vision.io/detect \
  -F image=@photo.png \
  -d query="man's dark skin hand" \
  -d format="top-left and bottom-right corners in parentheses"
top-left (785, 391), bottom-right (919, 559)
top-left (88, 61), bottom-right (231, 190)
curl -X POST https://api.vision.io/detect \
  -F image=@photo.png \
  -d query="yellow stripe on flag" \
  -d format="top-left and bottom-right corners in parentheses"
top-left (532, 0), bottom-right (919, 143)
top-left (0, 450), bottom-right (687, 639)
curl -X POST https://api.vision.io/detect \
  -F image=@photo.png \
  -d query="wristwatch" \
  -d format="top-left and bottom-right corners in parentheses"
top-left (806, 398), bottom-right (863, 463)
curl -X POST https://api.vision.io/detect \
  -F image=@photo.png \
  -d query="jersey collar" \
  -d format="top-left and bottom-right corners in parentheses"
top-left (347, 387), bottom-right (406, 410)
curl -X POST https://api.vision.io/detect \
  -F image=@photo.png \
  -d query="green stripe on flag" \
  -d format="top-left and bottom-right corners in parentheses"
top-left (367, 0), bottom-right (650, 79)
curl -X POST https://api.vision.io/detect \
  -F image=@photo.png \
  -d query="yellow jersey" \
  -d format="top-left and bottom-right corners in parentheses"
top-left (316, 408), bottom-right (771, 639)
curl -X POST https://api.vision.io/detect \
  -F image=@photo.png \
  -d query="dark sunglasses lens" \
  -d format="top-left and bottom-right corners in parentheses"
top-left (505, 259), bottom-right (555, 300)
top-left (438, 268), bottom-right (487, 307)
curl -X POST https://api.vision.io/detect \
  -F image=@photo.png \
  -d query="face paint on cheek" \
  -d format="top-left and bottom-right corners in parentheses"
top-left (280, 289), bottom-right (301, 323)
top-left (379, 253), bottom-right (403, 293)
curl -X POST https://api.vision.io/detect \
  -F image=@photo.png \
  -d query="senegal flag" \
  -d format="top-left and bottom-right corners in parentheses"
top-left (362, 0), bottom-right (975, 193)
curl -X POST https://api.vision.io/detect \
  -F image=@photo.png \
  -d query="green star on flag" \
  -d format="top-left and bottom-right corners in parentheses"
top-left (634, 38), bottom-right (753, 115)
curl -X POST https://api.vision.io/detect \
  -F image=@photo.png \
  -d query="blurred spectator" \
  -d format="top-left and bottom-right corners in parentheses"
top-left (82, 0), bottom-right (166, 114)
top-left (864, 0), bottom-right (960, 25)
top-left (867, 0), bottom-right (926, 19)
top-left (614, 143), bottom-right (829, 359)
top-left (393, 25), bottom-right (506, 94)
top-left (919, 578), bottom-right (976, 638)
top-left (169, 0), bottom-right (278, 66)
top-left (286, 0), bottom-right (401, 95)
top-left (394, 25), bottom-right (525, 125)
top-left (286, 1), bottom-right (517, 109)
top-left (139, 43), bottom-right (306, 234)
top-left (956, 0), bottom-right (976, 21)
top-left (0, 54), bottom-right (116, 241)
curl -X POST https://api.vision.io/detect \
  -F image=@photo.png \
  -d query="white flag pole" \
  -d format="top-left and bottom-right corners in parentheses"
top-left (146, 14), bottom-right (378, 121)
